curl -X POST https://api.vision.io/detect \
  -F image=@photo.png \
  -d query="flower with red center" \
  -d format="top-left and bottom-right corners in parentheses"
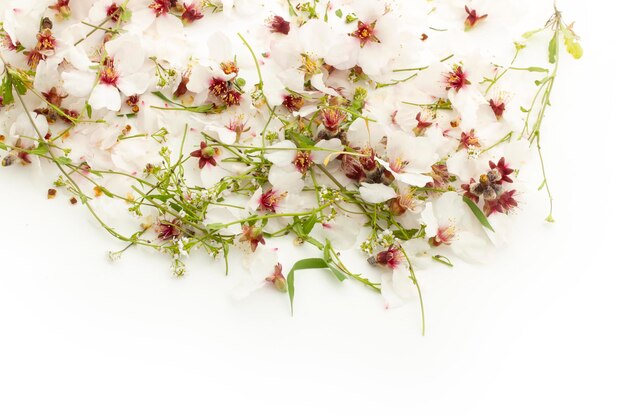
top-left (2, 34), bottom-right (18, 51)
top-left (157, 219), bottom-right (182, 240)
top-left (208, 77), bottom-right (228, 97)
top-left (282, 94), bottom-right (304, 112)
top-left (351, 21), bottom-right (380, 47)
top-left (426, 164), bottom-right (450, 189)
top-left (149, 0), bottom-right (173, 17)
top-left (43, 88), bottom-right (67, 108)
top-left (388, 190), bottom-right (417, 216)
top-left (266, 263), bottom-right (288, 292)
top-left (320, 108), bottom-right (346, 133)
top-left (489, 98), bottom-right (506, 120)
top-left (174, 73), bottom-right (189, 97)
top-left (464, 6), bottom-right (488, 31)
top-left (49, 0), bottom-right (71, 18)
top-left (106, 3), bottom-right (122, 22)
top-left (341, 154), bottom-right (366, 182)
top-left (240, 225), bottom-right (266, 252)
top-left (99, 58), bottom-right (119, 86)
top-left (293, 151), bottom-right (313, 174)
top-left (371, 246), bottom-right (404, 269)
top-left (220, 61), bottom-right (239, 75)
top-left (413, 112), bottom-right (433, 136)
top-left (459, 129), bottom-right (480, 150)
top-left (190, 141), bottom-right (220, 169)
top-left (226, 115), bottom-right (249, 141)
top-left (430, 224), bottom-right (457, 247)
top-left (27, 50), bottom-right (44, 69)
top-left (390, 157), bottom-right (409, 175)
top-left (258, 189), bottom-right (287, 213)
top-left (489, 157), bottom-right (514, 184)
top-left (445, 65), bottom-right (471, 92)
top-left (182, 2), bottom-right (204, 25)
top-left (269, 16), bottom-right (290, 35)
top-left (484, 190), bottom-right (518, 216)
top-left (359, 147), bottom-right (378, 173)
top-left (223, 89), bottom-right (241, 106)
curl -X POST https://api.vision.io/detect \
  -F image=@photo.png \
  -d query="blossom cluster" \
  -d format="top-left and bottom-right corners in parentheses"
top-left (0, 0), bottom-right (580, 329)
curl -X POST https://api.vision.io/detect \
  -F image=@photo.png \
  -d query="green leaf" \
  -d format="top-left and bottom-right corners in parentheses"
top-left (12, 77), bottom-right (27, 95)
top-left (516, 66), bottom-right (549, 73)
top-left (0, 141), bottom-right (7, 151)
top-left (522, 28), bottom-right (543, 39)
top-left (287, 258), bottom-right (344, 314)
top-left (463, 196), bottom-right (495, 232)
top-left (55, 156), bottom-right (72, 165)
top-left (86, 102), bottom-right (92, 119)
top-left (565, 40), bottom-right (583, 59)
top-left (302, 214), bottom-right (317, 235)
top-left (328, 266), bottom-right (347, 282)
top-left (285, 129), bottom-right (315, 148)
top-left (548, 32), bottom-right (558, 64)
top-left (2, 73), bottom-right (14, 106)
top-left (30, 143), bottom-right (49, 156)
top-left (335, 9), bottom-right (343, 18)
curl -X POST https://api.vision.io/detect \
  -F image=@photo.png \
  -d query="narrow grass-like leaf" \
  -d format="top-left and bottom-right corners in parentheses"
top-left (463, 196), bottom-right (495, 232)
top-left (287, 258), bottom-right (343, 315)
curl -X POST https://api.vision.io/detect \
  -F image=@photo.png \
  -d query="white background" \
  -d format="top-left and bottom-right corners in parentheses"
top-left (1, 1), bottom-right (624, 416)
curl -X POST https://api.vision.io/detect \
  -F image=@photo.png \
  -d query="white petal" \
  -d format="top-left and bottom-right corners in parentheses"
top-left (62, 70), bottom-right (97, 97)
top-left (117, 73), bottom-right (151, 97)
top-left (359, 183), bottom-right (397, 204)
top-left (89, 84), bottom-right (121, 111)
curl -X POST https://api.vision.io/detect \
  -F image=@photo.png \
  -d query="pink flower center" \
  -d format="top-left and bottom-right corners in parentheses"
top-left (209, 77), bottom-right (228, 97)
top-left (374, 247), bottom-right (404, 269)
top-left (149, 0), bottom-right (172, 17)
top-left (106, 3), bottom-right (121, 22)
top-left (182, 3), bottom-right (204, 24)
top-left (352, 21), bottom-right (380, 47)
top-left (321, 108), bottom-right (346, 132)
top-left (390, 157), bottom-right (409, 174)
top-left (269, 16), bottom-right (290, 35)
top-left (293, 151), bottom-right (313, 174)
top-left (283, 94), bottom-right (304, 112)
top-left (100, 58), bottom-right (119, 86)
top-left (434, 225), bottom-right (456, 246)
top-left (489, 98), bottom-right (506, 120)
top-left (459, 129), bottom-right (480, 150)
top-left (464, 6), bottom-right (488, 30)
top-left (259, 189), bottom-right (287, 213)
top-left (446, 66), bottom-right (471, 92)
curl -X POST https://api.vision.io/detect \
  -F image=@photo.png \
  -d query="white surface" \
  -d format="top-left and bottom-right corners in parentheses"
top-left (1, 2), bottom-right (624, 416)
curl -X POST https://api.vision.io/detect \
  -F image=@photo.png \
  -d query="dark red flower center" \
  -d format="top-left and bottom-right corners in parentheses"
top-left (100, 58), bottom-right (119, 86)
top-left (293, 151), bottom-right (313, 174)
top-left (282, 94), bottom-right (304, 112)
top-left (149, 0), bottom-right (173, 17)
top-left (446, 65), bottom-right (471, 92)
top-left (106, 3), bottom-right (121, 22)
top-left (489, 98), bottom-right (506, 120)
top-left (352, 21), bottom-right (380, 47)
top-left (269, 16), bottom-right (291, 35)
top-left (464, 6), bottom-right (488, 30)
top-left (182, 3), bottom-right (204, 24)
top-left (259, 189), bottom-right (286, 213)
